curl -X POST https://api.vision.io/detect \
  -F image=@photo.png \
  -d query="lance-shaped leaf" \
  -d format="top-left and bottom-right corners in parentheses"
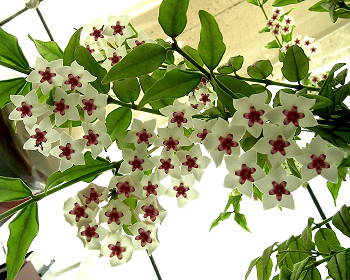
top-left (315, 228), bottom-right (343, 254)
top-left (247, 60), bottom-right (273, 79)
top-left (290, 257), bottom-right (311, 280)
top-left (272, 0), bottom-right (305, 6)
top-left (102, 43), bottom-right (167, 83)
top-left (182, 45), bottom-right (204, 70)
top-left (198, 10), bottom-right (226, 70)
top-left (326, 251), bottom-right (347, 280)
top-left (6, 203), bottom-right (39, 280)
top-left (106, 107), bottom-right (132, 141)
top-left (0, 77), bottom-right (28, 108)
top-left (332, 205), bottom-right (350, 238)
top-left (256, 257), bottom-right (273, 280)
top-left (138, 69), bottom-right (202, 107)
top-left (0, 177), bottom-right (32, 202)
top-left (0, 27), bottom-right (30, 74)
top-left (158, 0), bottom-right (190, 37)
top-left (113, 77), bottom-right (140, 103)
top-left (282, 45), bottom-right (309, 82)
top-left (28, 35), bottom-right (63, 61)
top-left (245, 257), bottom-right (260, 279)
top-left (63, 27), bottom-right (82, 66)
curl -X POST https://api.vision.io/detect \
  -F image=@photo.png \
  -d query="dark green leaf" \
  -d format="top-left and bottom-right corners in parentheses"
top-left (335, 82), bottom-right (350, 105)
top-left (28, 35), bottom-right (63, 61)
top-left (314, 228), bottom-right (343, 254)
top-left (279, 267), bottom-right (292, 280)
top-left (106, 107), bottom-right (132, 141)
top-left (290, 257), bottom-right (310, 280)
top-left (6, 203), bottom-right (39, 280)
top-left (261, 244), bottom-right (277, 278)
top-left (282, 45), bottom-right (309, 82)
top-left (198, 10), bottom-right (226, 70)
top-left (0, 78), bottom-right (27, 108)
top-left (158, 0), bottom-right (189, 37)
top-left (272, 0), bottom-right (305, 6)
top-left (334, 69), bottom-right (347, 85)
top-left (182, 45), bottom-right (204, 70)
top-left (247, 60), bottom-right (273, 79)
top-left (74, 46), bottom-right (110, 94)
top-left (234, 213), bottom-right (251, 232)
top-left (299, 93), bottom-right (333, 110)
top-left (301, 218), bottom-right (314, 251)
top-left (217, 75), bottom-right (256, 97)
top-left (265, 39), bottom-right (280, 49)
top-left (63, 28), bottom-right (82, 66)
top-left (113, 78), bottom-right (140, 103)
top-left (0, 176), bottom-right (32, 202)
top-left (332, 205), bottom-right (350, 238)
top-left (309, 126), bottom-right (349, 148)
top-left (241, 136), bottom-right (259, 151)
top-left (46, 152), bottom-right (114, 190)
top-left (245, 257), bottom-right (260, 279)
top-left (102, 43), bottom-right (166, 83)
top-left (326, 251), bottom-right (347, 280)
top-left (138, 69), bottom-right (201, 107)
top-left (229, 55), bottom-right (244, 72)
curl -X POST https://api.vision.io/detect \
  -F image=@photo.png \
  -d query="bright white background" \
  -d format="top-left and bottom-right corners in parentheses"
top-left (0, 1), bottom-right (350, 279)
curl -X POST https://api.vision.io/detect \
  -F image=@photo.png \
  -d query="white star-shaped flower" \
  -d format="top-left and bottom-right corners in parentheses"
top-left (159, 100), bottom-right (197, 128)
top-left (51, 88), bottom-right (80, 126)
top-left (82, 121), bottom-right (112, 159)
top-left (101, 45), bottom-right (127, 71)
top-left (296, 135), bottom-right (345, 183)
top-left (23, 118), bottom-right (60, 156)
top-left (83, 18), bottom-right (106, 43)
top-left (193, 87), bottom-right (217, 110)
top-left (266, 91), bottom-right (317, 128)
top-left (63, 196), bottom-right (98, 227)
top-left (224, 150), bottom-right (265, 197)
top-left (188, 119), bottom-right (216, 144)
top-left (256, 167), bottom-right (302, 210)
top-left (77, 183), bottom-right (108, 209)
top-left (9, 89), bottom-right (48, 127)
top-left (26, 57), bottom-right (63, 93)
top-left (101, 233), bottom-right (133, 266)
top-left (103, 15), bottom-right (135, 46)
top-left (108, 173), bottom-right (143, 200)
top-left (83, 40), bottom-right (105, 61)
top-left (79, 84), bottom-right (108, 122)
top-left (50, 132), bottom-right (86, 171)
top-left (126, 31), bottom-right (154, 48)
top-left (203, 118), bottom-right (246, 167)
top-left (137, 195), bottom-right (167, 224)
top-left (125, 118), bottom-right (157, 146)
top-left (77, 220), bottom-right (108, 250)
top-left (155, 127), bottom-right (191, 152)
top-left (119, 145), bottom-right (154, 175)
top-left (254, 124), bottom-right (301, 167)
top-left (139, 173), bottom-right (167, 199)
top-left (152, 150), bottom-right (182, 179)
top-left (99, 198), bottom-right (132, 232)
top-left (167, 175), bottom-right (199, 207)
top-left (129, 222), bottom-right (159, 255)
top-left (232, 92), bottom-right (271, 138)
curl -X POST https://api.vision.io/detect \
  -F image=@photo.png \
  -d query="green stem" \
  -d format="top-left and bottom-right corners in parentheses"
top-left (108, 97), bottom-right (163, 116)
top-left (35, 8), bottom-right (54, 41)
top-left (148, 254), bottom-right (163, 280)
top-left (0, 7), bottom-right (28, 26)
top-left (306, 184), bottom-right (331, 229)
top-left (277, 250), bottom-right (320, 256)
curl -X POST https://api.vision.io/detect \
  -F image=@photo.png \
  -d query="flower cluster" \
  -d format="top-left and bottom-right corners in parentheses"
top-left (266, 7), bottom-right (295, 36)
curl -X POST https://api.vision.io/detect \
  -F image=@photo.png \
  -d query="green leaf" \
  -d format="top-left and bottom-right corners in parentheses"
top-left (138, 69), bottom-right (201, 107)
top-left (245, 257), bottom-right (260, 279)
top-left (182, 45), bottom-right (204, 70)
top-left (334, 68), bottom-right (348, 86)
top-left (74, 46), bottom-right (110, 94)
top-left (326, 251), bottom-right (347, 280)
top-left (224, 194), bottom-right (242, 212)
top-left (106, 107), bottom-right (132, 141)
top-left (0, 176), bottom-right (32, 202)
top-left (299, 93), bottom-right (333, 110)
top-left (290, 257), bottom-right (310, 280)
top-left (279, 267), bottom-right (292, 280)
top-left (282, 45), bottom-right (309, 82)
top-left (209, 212), bottom-right (232, 231)
top-left (332, 205), bottom-right (350, 238)
top-left (0, 27), bottom-right (30, 74)
top-left (63, 28), bottom-right (82, 66)
top-left (103, 43), bottom-right (166, 83)
top-left (6, 203), bottom-right (39, 280)
top-left (309, 0), bottom-right (329, 12)
top-left (314, 228), bottom-right (343, 254)
top-left (158, 0), bottom-right (189, 37)
top-left (28, 35), bottom-right (63, 61)
top-left (256, 257), bottom-right (273, 280)
top-left (240, 136), bottom-right (259, 151)
top-left (261, 244), bottom-right (277, 278)
top-left (229, 55), bottom-right (244, 72)
top-left (198, 10), bottom-right (226, 70)
top-left (272, 0), bottom-right (305, 6)
top-left (327, 167), bottom-right (347, 205)
top-left (234, 213), bottom-right (251, 232)
top-left (259, 26), bottom-right (271, 33)
top-left (246, 0), bottom-right (260, 6)
top-left (265, 39), bottom-right (280, 49)
top-left (247, 60), bottom-right (273, 79)
top-left (0, 77), bottom-right (27, 108)
top-left (216, 75), bottom-right (255, 97)
top-left (301, 218), bottom-right (314, 251)
top-left (212, 80), bottom-right (235, 114)
top-left (46, 152), bottom-right (114, 190)
top-left (113, 78), bottom-right (140, 103)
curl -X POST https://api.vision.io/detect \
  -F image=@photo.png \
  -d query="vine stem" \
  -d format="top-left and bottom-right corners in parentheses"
top-left (35, 8), bottom-right (54, 41)
top-left (148, 254), bottom-right (163, 280)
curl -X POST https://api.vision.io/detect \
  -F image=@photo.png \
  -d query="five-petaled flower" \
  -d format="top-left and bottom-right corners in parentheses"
top-left (63, 196), bottom-right (97, 227)
top-left (130, 222), bottom-right (159, 254)
top-left (78, 221), bottom-right (108, 250)
top-left (82, 121), bottom-right (112, 158)
top-left (160, 100), bottom-right (197, 128)
top-left (99, 198), bottom-right (132, 231)
top-left (51, 88), bottom-right (80, 126)
top-left (167, 175), bottom-right (199, 207)
top-left (101, 233), bottom-right (133, 266)
top-left (79, 84), bottom-right (108, 122)
top-left (103, 15), bottom-right (135, 46)
top-left (137, 195), bottom-right (167, 224)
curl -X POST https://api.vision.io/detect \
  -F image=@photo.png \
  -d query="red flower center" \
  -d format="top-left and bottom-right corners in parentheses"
top-left (243, 106), bottom-right (265, 127)
top-left (135, 40), bottom-right (145, 47)
top-left (163, 137), bottom-right (179, 151)
top-left (83, 188), bottom-right (101, 204)
top-left (82, 98), bottom-right (97, 116)
top-left (108, 242), bottom-right (126, 259)
top-left (159, 158), bottom-right (174, 174)
top-left (135, 228), bottom-right (152, 247)
top-left (90, 26), bottom-right (104, 41)
top-left (105, 208), bottom-right (124, 225)
top-left (54, 98), bottom-right (69, 116)
top-left (38, 67), bottom-right (56, 84)
top-left (307, 154), bottom-right (330, 174)
top-left (182, 155), bottom-right (199, 171)
top-left (111, 21), bottom-right (125, 35)
top-left (81, 225), bottom-right (99, 242)
top-left (16, 102), bottom-right (33, 118)
top-left (218, 134), bottom-right (238, 155)
top-left (116, 181), bottom-right (135, 198)
top-left (141, 204), bottom-right (159, 222)
top-left (199, 94), bottom-right (210, 105)
top-left (283, 106), bottom-right (305, 126)
top-left (269, 135), bottom-right (290, 156)
top-left (64, 74), bottom-right (82, 90)
top-left (109, 53), bottom-right (122, 66)
top-left (143, 181), bottom-right (159, 196)
top-left (174, 183), bottom-right (190, 198)
top-left (59, 143), bottom-right (75, 160)
top-left (69, 203), bottom-right (88, 222)
top-left (136, 129), bottom-right (152, 144)
top-left (170, 112), bottom-right (187, 127)
top-left (268, 181), bottom-right (290, 201)
top-left (128, 156), bottom-right (145, 171)
top-left (235, 164), bottom-right (256, 184)
top-left (86, 45), bottom-right (95, 54)
top-left (83, 129), bottom-right (99, 146)
top-left (197, 128), bottom-right (209, 141)
top-left (30, 128), bottom-right (47, 145)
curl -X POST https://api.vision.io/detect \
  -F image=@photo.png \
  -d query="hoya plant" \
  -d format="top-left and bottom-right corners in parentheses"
top-left (0, 0), bottom-right (349, 279)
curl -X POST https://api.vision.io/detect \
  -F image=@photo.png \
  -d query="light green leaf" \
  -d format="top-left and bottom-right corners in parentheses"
top-left (113, 77), bottom-right (140, 103)
top-left (229, 55), bottom-right (244, 71)
top-left (245, 257), bottom-right (260, 279)
top-left (0, 77), bottom-right (27, 108)
top-left (234, 213), bottom-right (251, 232)
top-left (0, 176), bottom-right (32, 202)
top-left (301, 218), bottom-right (314, 251)
top-left (272, 0), bottom-right (305, 6)
top-left (314, 228), bottom-right (343, 254)
top-left (63, 27), bottom-right (82, 66)
top-left (182, 45), bottom-right (204, 70)
top-left (216, 75), bottom-right (255, 97)
top-left (103, 43), bottom-right (166, 83)
top-left (256, 257), bottom-right (273, 280)
top-left (326, 251), bottom-right (347, 280)
top-left (265, 39), bottom-right (280, 49)
top-left (138, 69), bottom-right (201, 107)
top-left (6, 203), bottom-right (39, 280)
top-left (261, 244), bottom-right (277, 277)
top-left (309, 0), bottom-right (329, 12)
top-left (290, 257), bottom-right (310, 280)
top-left (327, 167), bottom-right (347, 205)
top-left (246, 0), bottom-right (260, 6)
top-left (282, 45), bottom-right (309, 82)
top-left (198, 10), bottom-right (226, 70)
top-left (332, 205), bottom-right (350, 238)
top-left (28, 35), bottom-right (63, 61)
top-left (247, 60), bottom-right (273, 79)
top-left (299, 93), bottom-right (333, 110)
top-left (209, 212), bottom-right (232, 231)
top-left (106, 107), bottom-right (132, 141)
top-left (158, 0), bottom-right (189, 37)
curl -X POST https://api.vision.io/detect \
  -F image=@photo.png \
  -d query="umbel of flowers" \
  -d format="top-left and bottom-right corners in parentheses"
top-left (0, 0), bottom-right (349, 279)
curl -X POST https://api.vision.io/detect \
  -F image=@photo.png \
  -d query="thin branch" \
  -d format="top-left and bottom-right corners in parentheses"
top-left (35, 8), bottom-right (54, 41)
